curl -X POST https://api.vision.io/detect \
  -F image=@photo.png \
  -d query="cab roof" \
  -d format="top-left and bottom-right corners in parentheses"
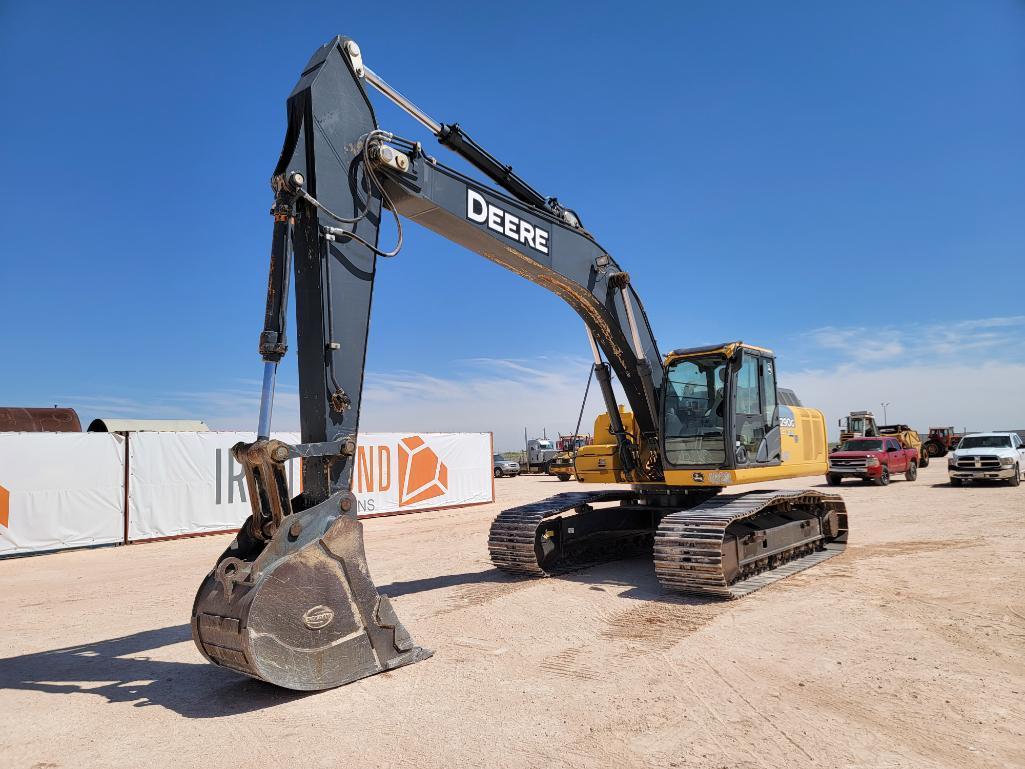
top-left (664, 341), bottom-right (773, 364)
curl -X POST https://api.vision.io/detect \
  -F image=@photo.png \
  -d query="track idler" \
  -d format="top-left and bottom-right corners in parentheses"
top-left (191, 439), bottom-right (431, 690)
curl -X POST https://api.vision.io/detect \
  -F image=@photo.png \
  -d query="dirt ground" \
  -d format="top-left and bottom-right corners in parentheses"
top-left (1, 462), bottom-right (1023, 769)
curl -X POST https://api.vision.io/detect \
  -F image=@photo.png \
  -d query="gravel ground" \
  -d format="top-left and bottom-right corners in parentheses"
top-left (1, 462), bottom-right (1023, 769)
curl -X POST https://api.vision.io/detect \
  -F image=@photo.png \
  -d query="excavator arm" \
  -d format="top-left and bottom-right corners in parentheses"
top-left (191, 35), bottom-right (666, 690)
top-left (192, 36), bottom-right (850, 692)
top-left (274, 36), bottom-right (664, 475)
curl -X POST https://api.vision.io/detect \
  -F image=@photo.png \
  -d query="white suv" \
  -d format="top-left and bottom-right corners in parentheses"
top-left (948, 432), bottom-right (1025, 487)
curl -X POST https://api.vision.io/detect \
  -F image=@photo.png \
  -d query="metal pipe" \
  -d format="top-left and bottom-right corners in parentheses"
top-left (257, 361), bottom-right (277, 439)
top-left (364, 67), bottom-right (442, 135)
top-left (620, 287), bottom-right (646, 362)
top-left (585, 325), bottom-right (603, 365)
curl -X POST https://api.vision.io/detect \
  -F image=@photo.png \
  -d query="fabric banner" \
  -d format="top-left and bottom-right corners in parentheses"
top-left (0, 430), bottom-right (494, 550)
top-left (0, 432), bottom-right (125, 555)
top-left (126, 431), bottom-right (301, 542)
top-left (128, 431), bottom-right (492, 539)
top-left (351, 432), bottom-right (494, 516)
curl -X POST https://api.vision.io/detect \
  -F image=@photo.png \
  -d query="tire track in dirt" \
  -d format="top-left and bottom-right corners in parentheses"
top-left (841, 539), bottom-right (982, 563)
top-left (433, 576), bottom-right (539, 617)
top-left (698, 654), bottom-right (815, 763)
top-left (598, 601), bottom-right (724, 656)
top-left (791, 677), bottom-right (992, 767)
top-left (539, 647), bottom-right (604, 681)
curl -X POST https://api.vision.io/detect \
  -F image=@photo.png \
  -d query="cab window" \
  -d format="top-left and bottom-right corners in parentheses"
top-left (733, 357), bottom-right (758, 463)
top-left (662, 355), bottom-right (727, 466)
top-left (735, 357), bottom-right (759, 416)
top-left (733, 355), bottom-right (775, 465)
top-left (760, 358), bottom-right (777, 424)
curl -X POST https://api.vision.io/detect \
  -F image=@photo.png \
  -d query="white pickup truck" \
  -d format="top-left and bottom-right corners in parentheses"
top-left (948, 432), bottom-right (1025, 487)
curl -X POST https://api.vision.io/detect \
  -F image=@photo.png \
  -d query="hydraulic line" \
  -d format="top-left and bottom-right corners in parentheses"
top-left (573, 366), bottom-right (594, 446)
top-left (299, 130), bottom-right (405, 258)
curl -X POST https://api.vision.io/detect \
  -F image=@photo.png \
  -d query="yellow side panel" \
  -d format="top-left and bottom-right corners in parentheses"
top-left (781, 405), bottom-right (828, 472)
top-left (576, 406), bottom-right (637, 484)
top-left (575, 443), bottom-right (627, 483)
top-left (663, 407), bottom-right (829, 488)
top-left (591, 406), bottom-right (637, 445)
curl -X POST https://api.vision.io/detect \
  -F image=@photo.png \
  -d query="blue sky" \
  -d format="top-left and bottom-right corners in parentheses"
top-left (2, 1), bottom-right (1023, 447)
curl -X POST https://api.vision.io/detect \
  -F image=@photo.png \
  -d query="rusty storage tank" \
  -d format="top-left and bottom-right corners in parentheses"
top-left (0, 407), bottom-right (82, 432)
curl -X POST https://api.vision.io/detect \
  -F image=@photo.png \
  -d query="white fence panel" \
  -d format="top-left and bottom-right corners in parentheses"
top-left (352, 432), bottom-right (494, 516)
top-left (126, 431), bottom-right (300, 541)
top-left (0, 432), bottom-right (125, 555)
top-left (0, 430), bottom-right (494, 549)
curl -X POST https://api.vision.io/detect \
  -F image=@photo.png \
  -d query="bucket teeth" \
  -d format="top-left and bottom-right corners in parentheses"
top-left (192, 491), bottom-right (431, 691)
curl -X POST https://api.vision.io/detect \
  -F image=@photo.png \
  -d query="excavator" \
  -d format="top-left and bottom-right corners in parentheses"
top-left (191, 36), bottom-right (849, 691)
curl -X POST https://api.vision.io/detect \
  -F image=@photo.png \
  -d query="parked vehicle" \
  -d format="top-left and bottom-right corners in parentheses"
top-left (878, 423), bottom-right (930, 467)
top-left (547, 453), bottom-right (574, 481)
top-left (556, 434), bottom-right (593, 453)
top-left (836, 411), bottom-right (929, 466)
top-left (493, 454), bottom-right (521, 478)
top-left (546, 434), bottom-right (594, 481)
top-left (948, 432), bottom-right (1025, 487)
top-left (838, 410), bottom-right (879, 443)
top-left (923, 426), bottom-right (964, 458)
top-left (827, 437), bottom-right (919, 486)
top-left (521, 438), bottom-right (559, 474)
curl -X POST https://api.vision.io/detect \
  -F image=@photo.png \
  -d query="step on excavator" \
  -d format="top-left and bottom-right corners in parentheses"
top-left (191, 36), bottom-right (849, 691)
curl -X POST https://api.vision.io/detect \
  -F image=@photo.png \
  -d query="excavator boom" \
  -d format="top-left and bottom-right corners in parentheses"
top-left (191, 35), bottom-right (664, 690)
top-left (192, 35), bottom-right (848, 691)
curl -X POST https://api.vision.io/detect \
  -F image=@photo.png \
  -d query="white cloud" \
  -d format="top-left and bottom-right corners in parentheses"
top-left (359, 357), bottom-right (616, 451)
top-left (788, 362), bottom-right (1025, 439)
top-left (59, 382), bottom-right (301, 434)
top-left (788, 315), bottom-right (1025, 438)
top-left (59, 315), bottom-right (1024, 450)
top-left (799, 315), bottom-right (1025, 367)
top-left (62, 360), bottom-right (612, 452)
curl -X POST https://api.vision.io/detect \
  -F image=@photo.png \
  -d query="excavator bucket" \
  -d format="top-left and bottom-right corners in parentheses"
top-left (191, 440), bottom-right (431, 690)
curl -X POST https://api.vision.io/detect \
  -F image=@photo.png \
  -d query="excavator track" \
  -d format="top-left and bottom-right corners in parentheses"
top-left (488, 490), bottom-right (643, 576)
top-left (653, 489), bottom-right (848, 599)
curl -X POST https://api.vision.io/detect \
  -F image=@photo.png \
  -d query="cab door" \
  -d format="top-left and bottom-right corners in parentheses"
top-left (728, 351), bottom-right (781, 468)
top-left (885, 438), bottom-right (907, 472)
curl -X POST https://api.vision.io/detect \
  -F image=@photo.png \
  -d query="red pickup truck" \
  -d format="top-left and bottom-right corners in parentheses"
top-left (827, 437), bottom-right (919, 486)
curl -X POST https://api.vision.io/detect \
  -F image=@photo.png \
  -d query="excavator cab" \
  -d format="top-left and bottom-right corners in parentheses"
top-left (577, 342), bottom-right (828, 488)
top-left (660, 343), bottom-right (831, 488)
top-left (661, 343), bottom-right (782, 472)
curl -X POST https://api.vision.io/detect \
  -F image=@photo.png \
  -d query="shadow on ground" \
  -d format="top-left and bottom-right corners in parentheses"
top-left (932, 480), bottom-right (1010, 488)
top-left (0, 625), bottom-right (313, 718)
top-left (0, 561), bottom-right (718, 717)
top-left (376, 569), bottom-right (519, 598)
top-left (379, 557), bottom-right (715, 605)
top-left (561, 557), bottom-right (718, 604)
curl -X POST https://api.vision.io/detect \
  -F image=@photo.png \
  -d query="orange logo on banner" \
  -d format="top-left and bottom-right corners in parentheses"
top-left (0, 484), bottom-right (8, 528)
top-left (398, 436), bottom-right (448, 507)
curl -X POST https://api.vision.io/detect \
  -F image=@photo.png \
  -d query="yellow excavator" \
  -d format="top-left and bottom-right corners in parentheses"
top-left (190, 36), bottom-right (848, 691)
